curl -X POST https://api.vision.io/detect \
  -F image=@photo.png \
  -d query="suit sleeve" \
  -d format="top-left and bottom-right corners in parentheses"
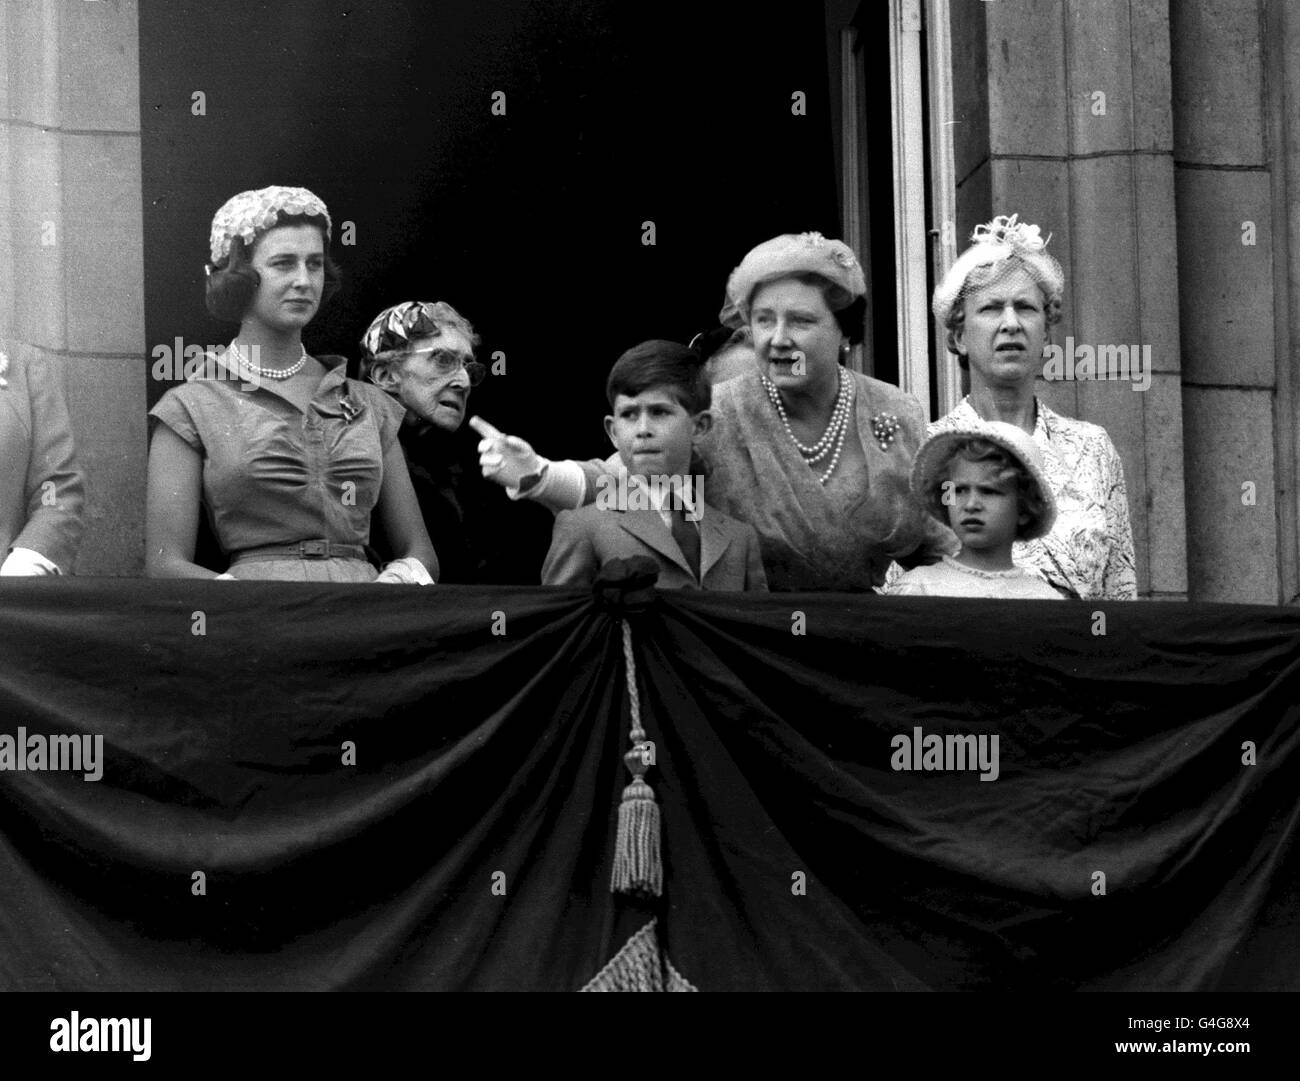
top-left (12, 356), bottom-right (85, 572)
top-left (518, 454), bottom-right (623, 513)
top-left (540, 509), bottom-right (599, 586)
top-left (742, 525), bottom-right (769, 592)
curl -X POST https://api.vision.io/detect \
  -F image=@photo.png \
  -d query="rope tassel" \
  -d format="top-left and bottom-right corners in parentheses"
top-left (611, 620), bottom-right (662, 897)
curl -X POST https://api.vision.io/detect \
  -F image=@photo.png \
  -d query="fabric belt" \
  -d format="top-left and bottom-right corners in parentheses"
top-left (231, 540), bottom-right (368, 563)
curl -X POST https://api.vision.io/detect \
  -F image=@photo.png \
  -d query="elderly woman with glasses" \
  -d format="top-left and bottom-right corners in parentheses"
top-left (361, 300), bottom-right (504, 584)
top-left (927, 214), bottom-right (1136, 599)
top-left (473, 232), bottom-right (951, 591)
top-left (146, 186), bottom-right (438, 584)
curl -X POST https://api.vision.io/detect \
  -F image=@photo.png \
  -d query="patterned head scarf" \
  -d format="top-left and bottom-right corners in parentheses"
top-left (361, 301), bottom-right (475, 359)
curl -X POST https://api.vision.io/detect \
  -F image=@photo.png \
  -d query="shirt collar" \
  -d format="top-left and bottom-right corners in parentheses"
top-left (958, 394), bottom-right (1052, 440)
top-left (196, 348), bottom-right (359, 418)
top-left (628, 473), bottom-right (699, 517)
top-left (1032, 397), bottom-right (1059, 438)
top-left (316, 354), bottom-right (349, 395)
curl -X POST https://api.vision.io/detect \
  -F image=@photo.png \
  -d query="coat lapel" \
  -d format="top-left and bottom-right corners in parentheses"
top-left (697, 509), bottom-right (732, 582)
top-left (616, 509), bottom-right (696, 579)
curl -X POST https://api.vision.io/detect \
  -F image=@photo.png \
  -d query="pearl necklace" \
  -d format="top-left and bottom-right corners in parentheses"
top-left (230, 344), bottom-right (309, 380)
top-left (761, 367), bottom-right (855, 485)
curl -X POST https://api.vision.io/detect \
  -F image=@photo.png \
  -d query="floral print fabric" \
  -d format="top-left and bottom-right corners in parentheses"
top-left (929, 397), bottom-right (1137, 600)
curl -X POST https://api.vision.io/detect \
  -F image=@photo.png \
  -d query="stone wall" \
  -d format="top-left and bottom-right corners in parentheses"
top-left (1173, 0), bottom-right (1298, 603)
top-left (953, 0), bottom-right (1189, 599)
top-left (0, 0), bottom-right (146, 575)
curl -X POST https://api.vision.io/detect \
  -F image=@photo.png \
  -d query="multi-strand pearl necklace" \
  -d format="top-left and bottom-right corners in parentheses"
top-left (761, 367), bottom-right (855, 485)
top-left (229, 344), bottom-right (309, 380)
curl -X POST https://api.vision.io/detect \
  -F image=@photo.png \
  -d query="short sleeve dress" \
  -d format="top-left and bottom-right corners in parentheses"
top-left (149, 352), bottom-right (405, 581)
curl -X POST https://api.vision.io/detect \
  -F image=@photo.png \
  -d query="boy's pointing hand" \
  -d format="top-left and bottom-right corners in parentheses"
top-left (470, 416), bottom-right (546, 489)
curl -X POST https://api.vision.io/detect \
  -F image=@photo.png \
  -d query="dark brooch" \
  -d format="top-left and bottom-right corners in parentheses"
top-left (870, 412), bottom-right (900, 451)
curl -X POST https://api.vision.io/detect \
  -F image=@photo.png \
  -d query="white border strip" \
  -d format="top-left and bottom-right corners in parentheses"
top-left (889, 0), bottom-right (931, 409)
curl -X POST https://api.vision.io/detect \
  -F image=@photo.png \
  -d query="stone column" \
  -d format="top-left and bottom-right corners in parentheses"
top-left (0, 0), bottom-right (146, 575)
top-left (954, 0), bottom-right (1189, 599)
top-left (1173, 0), bottom-right (1285, 603)
top-left (1275, 0), bottom-right (1300, 605)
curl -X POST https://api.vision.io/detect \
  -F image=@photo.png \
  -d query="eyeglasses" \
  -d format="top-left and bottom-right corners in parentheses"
top-left (405, 348), bottom-right (488, 386)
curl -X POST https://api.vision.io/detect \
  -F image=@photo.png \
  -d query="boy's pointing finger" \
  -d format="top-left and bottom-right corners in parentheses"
top-left (468, 416), bottom-right (502, 440)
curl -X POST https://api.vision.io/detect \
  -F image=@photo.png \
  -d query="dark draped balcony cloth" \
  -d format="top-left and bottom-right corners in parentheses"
top-left (0, 579), bottom-right (1296, 991)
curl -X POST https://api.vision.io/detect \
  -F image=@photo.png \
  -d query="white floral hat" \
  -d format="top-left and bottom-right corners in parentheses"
top-left (911, 418), bottom-right (1058, 540)
top-left (931, 214), bottom-right (1063, 325)
top-left (208, 185), bottom-right (331, 267)
top-left (720, 231), bottom-right (867, 328)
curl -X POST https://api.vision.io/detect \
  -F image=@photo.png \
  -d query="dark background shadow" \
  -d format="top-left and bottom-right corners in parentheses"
top-left (140, 0), bottom-right (841, 578)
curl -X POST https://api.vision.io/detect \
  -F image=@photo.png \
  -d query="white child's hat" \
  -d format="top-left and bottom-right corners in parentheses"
top-left (911, 419), bottom-right (1058, 540)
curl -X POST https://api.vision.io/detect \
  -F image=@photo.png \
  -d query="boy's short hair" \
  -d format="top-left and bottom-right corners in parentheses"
top-left (205, 215), bottom-right (341, 323)
top-left (923, 437), bottom-right (1050, 541)
top-left (606, 339), bottom-right (712, 414)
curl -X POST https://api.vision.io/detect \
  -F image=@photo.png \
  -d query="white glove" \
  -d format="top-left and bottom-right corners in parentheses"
top-left (469, 416), bottom-right (548, 490)
top-left (0, 547), bottom-right (61, 576)
top-left (374, 556), bottom-right (435, 585)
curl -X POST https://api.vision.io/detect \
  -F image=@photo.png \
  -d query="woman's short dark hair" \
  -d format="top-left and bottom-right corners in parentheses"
top-left (205, 215), bottom-right (341, 323)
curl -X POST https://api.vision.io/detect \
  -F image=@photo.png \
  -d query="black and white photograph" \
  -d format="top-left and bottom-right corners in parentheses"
top-left (0, 0), bottom-right (1295, 1055)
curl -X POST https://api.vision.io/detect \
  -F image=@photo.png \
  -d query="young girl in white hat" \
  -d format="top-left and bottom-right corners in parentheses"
top-left (885, 419), bottom-right (1063, 599)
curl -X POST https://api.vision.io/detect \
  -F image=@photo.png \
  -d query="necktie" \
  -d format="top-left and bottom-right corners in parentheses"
top-left (670, 507), bottom-right (701, 581)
